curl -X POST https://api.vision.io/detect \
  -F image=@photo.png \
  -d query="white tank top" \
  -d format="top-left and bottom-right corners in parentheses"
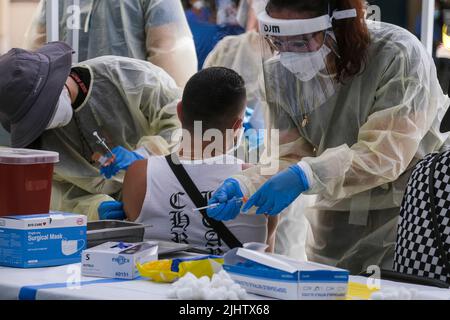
top-left (135, 154), bottom-right (268, 255)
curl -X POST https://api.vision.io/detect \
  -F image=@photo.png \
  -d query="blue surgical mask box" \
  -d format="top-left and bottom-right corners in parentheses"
top-left (224, 245), bottom-right (349, 300)
top-left (81, 241), bottom-right (158, 280)
top-left (0, 213), bottom-right (87, 268)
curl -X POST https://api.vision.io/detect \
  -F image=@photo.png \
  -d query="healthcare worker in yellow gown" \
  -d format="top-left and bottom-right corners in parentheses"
top-left (205, 0), bottom-right (309, 260)
top-left (204, 0), bottom-right (268, 130)
top-left (207, 0), bottom-right (450, 274)
top-left (24, 0), bottom-right (197, 88)
top-left (0, 42), bottom-right (181, 222)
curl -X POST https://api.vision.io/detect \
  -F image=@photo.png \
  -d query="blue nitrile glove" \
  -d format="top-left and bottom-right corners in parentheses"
top-left (98, 201), bottom-right (126, 220)
top-left (243, 107), bottom-right (254, 130)
top-left (242, 165), bottom-right (310, 216)
top-left (100, 146), bottom-right (144, 179)
top-left (245, 127), bottom-right (265, 150)
top-left (207, 178), bottom-right (244, 221)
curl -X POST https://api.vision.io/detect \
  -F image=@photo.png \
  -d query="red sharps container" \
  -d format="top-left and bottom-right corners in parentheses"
top-left (0, 148), bottom-right (59, 216)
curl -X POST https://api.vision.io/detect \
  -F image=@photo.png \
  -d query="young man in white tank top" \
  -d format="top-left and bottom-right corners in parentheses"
top-left (122, 67), bottom-right (278, 255)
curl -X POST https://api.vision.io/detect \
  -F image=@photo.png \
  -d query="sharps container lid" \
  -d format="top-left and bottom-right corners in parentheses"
top-left (0, 147), bottom-right (59, 165)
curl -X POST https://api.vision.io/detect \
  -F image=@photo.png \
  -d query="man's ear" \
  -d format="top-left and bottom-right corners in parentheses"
top-left (177, 101), bottom-right (183, 122)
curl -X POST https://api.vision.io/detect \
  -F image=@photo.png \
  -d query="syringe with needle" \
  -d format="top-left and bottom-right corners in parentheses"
top-left (92, 131), bottom-right (116, 167)
top-left (192, 197), bottom-right (247, 212)
top-left (93, 131), bottom-right (113, 156)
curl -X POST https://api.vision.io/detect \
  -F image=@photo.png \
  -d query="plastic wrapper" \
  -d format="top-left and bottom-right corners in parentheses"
top-left (137, 255), bottom-right (224, 283)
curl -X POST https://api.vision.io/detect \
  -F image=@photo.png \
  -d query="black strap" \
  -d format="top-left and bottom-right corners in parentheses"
top-left (165, 154), bottom-right (243, 249)
top-left (428, 152), bottom-right (450, 275)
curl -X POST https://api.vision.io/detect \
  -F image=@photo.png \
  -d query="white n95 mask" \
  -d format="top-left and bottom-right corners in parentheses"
top-left (61, 239), bottom-right (85, 256)
top-left (46, 87), bottom-right (73, 130)
top-left (280, 45), bottom-right (332, 82)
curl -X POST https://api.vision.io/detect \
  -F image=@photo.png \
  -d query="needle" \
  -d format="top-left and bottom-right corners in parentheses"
top-left (192, 203), bottom-right (221, 212)
top-left (192, 197), bottom-right (245, 212)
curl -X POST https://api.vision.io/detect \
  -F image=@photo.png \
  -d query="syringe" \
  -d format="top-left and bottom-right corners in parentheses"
top-left (93, 131), bottom-right (114, 157)
top-left (92, 131), bottom-right (116, 167)
top-left (192, 197), bottom-right (246, 212)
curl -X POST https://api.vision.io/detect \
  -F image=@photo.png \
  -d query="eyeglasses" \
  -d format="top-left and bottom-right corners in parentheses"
top-left (265, 31), bottom-right (326, 53)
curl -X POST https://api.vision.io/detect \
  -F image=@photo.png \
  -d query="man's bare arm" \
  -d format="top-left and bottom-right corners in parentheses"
top-left (122, 160), bottom-right (148, 222)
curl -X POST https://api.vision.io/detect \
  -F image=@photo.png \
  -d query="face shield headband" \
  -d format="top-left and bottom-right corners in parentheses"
top-left (258, 9), bottom-right (357, 37)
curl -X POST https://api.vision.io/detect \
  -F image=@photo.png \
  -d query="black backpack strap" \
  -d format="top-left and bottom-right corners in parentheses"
top-left (428, 152), bottom-right (450, 275)
top-left (165, 154), bottom-right (243, 249)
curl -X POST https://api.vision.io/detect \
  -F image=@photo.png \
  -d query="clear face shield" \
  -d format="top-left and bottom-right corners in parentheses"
top-left (258, 9), bottom-right (357, 127)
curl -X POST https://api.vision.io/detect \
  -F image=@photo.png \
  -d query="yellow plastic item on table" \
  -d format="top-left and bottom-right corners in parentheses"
top-left (346, 282), bottom-right (380, 300)
top-left (137, 256), bottom-right (224, 283)
top-left (443, 25), bottom-right (450, 50)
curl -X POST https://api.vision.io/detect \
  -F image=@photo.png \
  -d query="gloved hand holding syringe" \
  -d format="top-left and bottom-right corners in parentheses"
top-left (92, 131), bottom-right (146, 179)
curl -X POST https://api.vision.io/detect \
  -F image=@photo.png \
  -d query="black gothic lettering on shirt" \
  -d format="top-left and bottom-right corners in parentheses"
top-left (171, 231), bottom-right (189, 244)
top-left (169, 191), bottom-right (190, 244)
top-left (169, 210), bottom-right (190, 244)
top-left (202, 216), bottom-right (212, 228)
top-left (205, 230), bottom-right (223, 255)
top-left (169, 210), bottom-right (190, 230)
top-left (167, 190), bottom-right (226, 250)
top-left (201, 191), bottom-right (214, 202)
top-left (200, 190), bottom-right (223, 253)
top-left (170, 192), bottom-right (187, 210)
top-left (205, 229), bottom-right (222, 246)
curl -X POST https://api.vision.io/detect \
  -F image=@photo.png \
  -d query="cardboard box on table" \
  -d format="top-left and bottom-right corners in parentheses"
top-left (82, 241), bottom-right (158, 280)
top-left (223, 244), bottom-right (349, 300)
top-left (0, 212), bottom-right (87, 268)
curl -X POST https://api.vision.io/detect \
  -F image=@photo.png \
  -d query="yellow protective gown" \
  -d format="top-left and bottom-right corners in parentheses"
top-left (204, 31), bottom-right (264, 116)
top-left (23, 0), bottom-right (197, 88)
top-left (39, 56), bottom-right (182, 221)
top-left (232, 22), bottom-right (450, 274)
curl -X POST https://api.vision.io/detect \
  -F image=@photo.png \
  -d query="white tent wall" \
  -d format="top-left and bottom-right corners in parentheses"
top-left (0, 0), bottom-right (10, 54)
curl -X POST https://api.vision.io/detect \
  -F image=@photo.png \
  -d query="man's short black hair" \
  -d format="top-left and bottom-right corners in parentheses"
top-left (181, 67), bottom-right (246, 132)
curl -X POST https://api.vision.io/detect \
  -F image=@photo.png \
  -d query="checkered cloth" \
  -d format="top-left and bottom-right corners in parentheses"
top-left (394, 151), bottom-right (450, 283)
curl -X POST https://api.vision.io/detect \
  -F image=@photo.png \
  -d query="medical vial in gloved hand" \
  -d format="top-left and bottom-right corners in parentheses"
top-left (92, 131), bottom-right (116, 168)
top-left (92, 152), bottom-right (116, 168)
